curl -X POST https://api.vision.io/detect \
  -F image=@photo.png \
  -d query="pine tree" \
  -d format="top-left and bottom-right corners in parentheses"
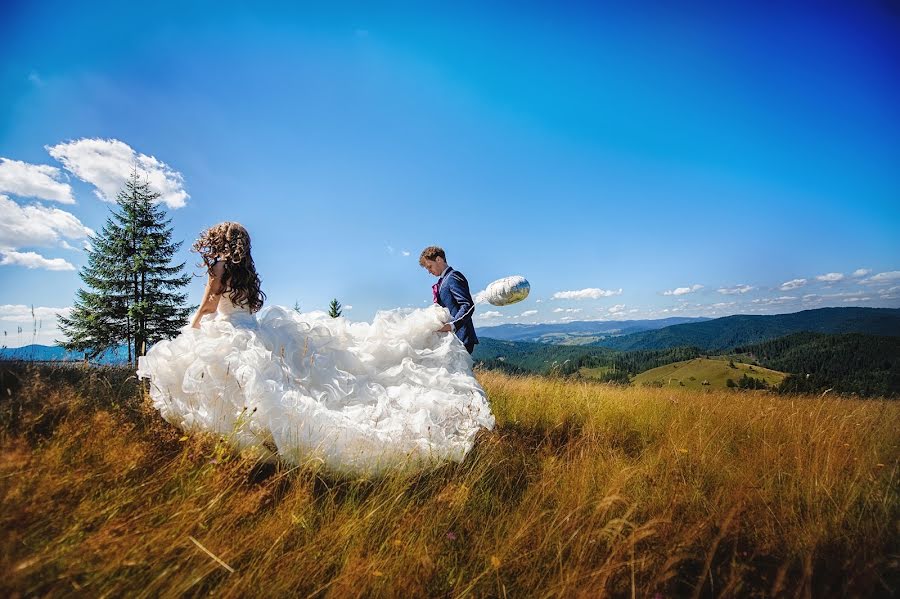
top-left (58, 170), bottom-right (192, 365)
top-left (328, 298), bottom-right (342, 318)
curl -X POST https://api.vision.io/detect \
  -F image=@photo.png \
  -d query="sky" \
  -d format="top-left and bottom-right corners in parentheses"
top-left (1, 1), bottom-right (899, 347)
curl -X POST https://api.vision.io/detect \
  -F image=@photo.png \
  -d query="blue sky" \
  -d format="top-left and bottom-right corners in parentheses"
top-left (1, 1), bottom-right (898, 346)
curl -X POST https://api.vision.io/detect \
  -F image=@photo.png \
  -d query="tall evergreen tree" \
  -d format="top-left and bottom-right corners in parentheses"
top-left (328, 298), bottom-right (342, 318)
top-left (58, 170), bottom-right (192, 365)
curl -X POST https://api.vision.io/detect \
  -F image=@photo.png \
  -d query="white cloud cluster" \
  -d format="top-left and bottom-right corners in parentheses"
top-left (816, 272), bottom-right (844, 282)
top-left (552, 308), bottom-right (582, 313)
top-left (0, 194), bottom-right (94, 271)
top-left (779, 278), bottom-right (807, 291)
top-left (476, 310), bottom-right (502, 320)
top-left (752, 296), bottom-right (798, 305)
top-left (861, 271), bottom-right (900, 285)
top-left (519, 310), bottom-right (538, 317)
top-left (852, 268), bottom-right (871, 277)
top-left (0, 250), bottom-right (75, 271)
top-left (47, 138), bottom-right (189, 209)
top-left (0, 195), bottom-right (93, 250)
top-left (0, 304), bottom-right (72, 347)
top-left (717, 284), bottom-right (754, 295)
top-left (552, 288), bottom-right (622, 300)
top-left (607, 304), bottom-right (626, 314)
top-left (663, 284), bottom-right (703, 296)
top-left (1, 138), bottom-right (188, 272)
top-left (0, 304), bottom-right (72, 322)
top-left (0, 158), bottom-right (74, 204)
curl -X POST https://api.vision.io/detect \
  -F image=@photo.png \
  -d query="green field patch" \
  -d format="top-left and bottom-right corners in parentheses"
top-left (632, 357), bottom-right (787, 390)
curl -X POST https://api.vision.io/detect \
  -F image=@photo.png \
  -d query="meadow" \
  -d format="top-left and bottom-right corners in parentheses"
top-left (631, 358), bottom-right (787, 390)
top-left (1, 362), bottom-right (897, 597)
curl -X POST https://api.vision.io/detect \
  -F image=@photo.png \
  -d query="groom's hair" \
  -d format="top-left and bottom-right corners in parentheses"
top-left (419, 246), bottom-right (445, 266)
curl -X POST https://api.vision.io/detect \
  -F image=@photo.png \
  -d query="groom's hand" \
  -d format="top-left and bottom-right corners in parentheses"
top-left (436, 324), bottom-right (452, 333)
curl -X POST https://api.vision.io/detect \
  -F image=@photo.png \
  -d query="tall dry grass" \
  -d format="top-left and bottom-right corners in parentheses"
top-left (1, 363), bottom-right (897, 598)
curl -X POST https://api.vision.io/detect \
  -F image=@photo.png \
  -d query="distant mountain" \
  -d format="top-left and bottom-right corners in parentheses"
top-left (0, 344), bottom-right (130, 365)
top-left (593, 307), bottom-right (900, 352)
top-left (479, 317), bottom-right (709, 344)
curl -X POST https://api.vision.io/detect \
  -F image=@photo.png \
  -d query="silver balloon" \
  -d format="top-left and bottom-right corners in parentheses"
top-left (479, 275), bottom-right (531, 306)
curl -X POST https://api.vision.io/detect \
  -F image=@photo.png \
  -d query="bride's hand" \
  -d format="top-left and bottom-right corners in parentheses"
top-left (436, 324), bottom-right (452, 333)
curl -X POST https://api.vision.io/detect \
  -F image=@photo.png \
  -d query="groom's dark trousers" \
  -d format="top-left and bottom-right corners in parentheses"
top-left (435, 267), bottom-right (479, 354)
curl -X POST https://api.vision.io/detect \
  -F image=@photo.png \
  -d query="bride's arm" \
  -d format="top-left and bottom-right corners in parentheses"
top-left (191, 261), bottom-right (226, 328)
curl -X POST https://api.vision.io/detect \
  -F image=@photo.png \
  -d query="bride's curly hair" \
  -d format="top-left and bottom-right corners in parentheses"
top-left (192, 222), bottom-right (266, 313)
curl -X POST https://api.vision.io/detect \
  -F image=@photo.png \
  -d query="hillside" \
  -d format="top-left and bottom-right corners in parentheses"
top-left (478, 316), bottom-right (707, 344)
top-left (473, 337), bottom-right (617, 374)
top-left (632, 357), bottom-right (788, 390)
top-left (737, 332), bottom-right (900, 397)
top-left (594, 307), bottom-right (900, 351)
top-left (1, 363), bottom-right (896, 597)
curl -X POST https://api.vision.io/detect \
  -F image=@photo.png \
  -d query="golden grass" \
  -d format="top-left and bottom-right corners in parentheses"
top-left (1, 363), bottom-right (897, 598)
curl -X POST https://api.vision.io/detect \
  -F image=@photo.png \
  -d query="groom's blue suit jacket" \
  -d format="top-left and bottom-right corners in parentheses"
top-left (437, 267), bottom-right (478, 351)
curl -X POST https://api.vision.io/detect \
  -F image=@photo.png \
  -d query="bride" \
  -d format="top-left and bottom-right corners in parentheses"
top-left (136, 222), bottom-right (495, 475)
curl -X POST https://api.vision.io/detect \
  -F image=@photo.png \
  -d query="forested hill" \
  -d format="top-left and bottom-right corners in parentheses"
top-left (473, 338), bottom-right (617, 375)
top-left (593, 307), bottom-right (900, 351)
top-left (736, 332), bottom-right (900, 397)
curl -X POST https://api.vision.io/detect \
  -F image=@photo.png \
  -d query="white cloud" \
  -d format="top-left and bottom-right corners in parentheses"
top-left (47, 138), bottom-right (189, 209)
top-left (0, 250), bottom-right (75, 271)
top-left (779, 278), bottom-right (807, 291)
top-left (553, 307), bottom-right (581, 313)
top-left (519, 309), bottom-right (538, 317)
top-left (476, 310), bottom-right (502, 320)
top-left (552, 288), bottom-right (622, 300)
top-left (0, 304), bottom-right (72, 322)
top-left (711, 302), bottom-right (736, 309)
top-left (752, 296), bottom-right (798, 305)
top-left (852, 268), bottom-right (871, 277)
top-left (0, 194), bottom-right (93, 252)
top-left (0, 158), bottom-right (75, 204)
top-left (608, 304), bottom-right (626, 314)
top-left (816, 272), bottom-right (844, 282)
top-left (861, 271), bottom-right (900, 285)
top-left (717, 284), bottom-right (754, 295)
top-left (401, 250), bottom-right (410, 257)
top-left (343, 305), bottom-right (353, 310)
top-left (842, 297), bottom-right (871, 303)
top-left (663, 284), bottom-right (703, 296)
top-left (0, 304), bottom-right (72, 347)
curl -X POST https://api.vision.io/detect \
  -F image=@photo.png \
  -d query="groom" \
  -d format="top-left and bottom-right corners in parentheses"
top-left (420, 246), bottom-right (478, 354)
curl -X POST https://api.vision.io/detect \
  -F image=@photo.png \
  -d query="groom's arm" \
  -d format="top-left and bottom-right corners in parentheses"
top-left (446, 272), bottom-right (476, 332)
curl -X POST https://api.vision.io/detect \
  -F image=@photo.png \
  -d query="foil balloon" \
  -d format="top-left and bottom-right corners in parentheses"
top-left (478, 275), bottom-right (531, 306)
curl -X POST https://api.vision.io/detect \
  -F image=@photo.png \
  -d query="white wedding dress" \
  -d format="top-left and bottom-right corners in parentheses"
top-left (136, 295), bottom-right (494, 475)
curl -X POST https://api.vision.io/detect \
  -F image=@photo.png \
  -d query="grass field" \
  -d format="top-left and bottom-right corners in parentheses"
top-left (632, 357), bottom-right (788, 390)
top-left (1, 362), bottom-right (897, 597)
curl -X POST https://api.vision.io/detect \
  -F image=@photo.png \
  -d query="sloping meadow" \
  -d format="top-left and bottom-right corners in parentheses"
top-left (1, 363), bottom-right (897, 597)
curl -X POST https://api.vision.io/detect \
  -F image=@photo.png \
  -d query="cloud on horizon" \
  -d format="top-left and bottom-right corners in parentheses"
top-left (552, 287), bottom-right (622, 300)
top-left (717, 284), bottom-right (754, 295)
top-left (779, 278), bottom-right (807, 291)
top-left (663, 284), bottom-right (703, 296)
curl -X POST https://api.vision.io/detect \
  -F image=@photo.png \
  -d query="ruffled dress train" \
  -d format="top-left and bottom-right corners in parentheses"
top-left (136, 298), bottom-right (494, 474)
